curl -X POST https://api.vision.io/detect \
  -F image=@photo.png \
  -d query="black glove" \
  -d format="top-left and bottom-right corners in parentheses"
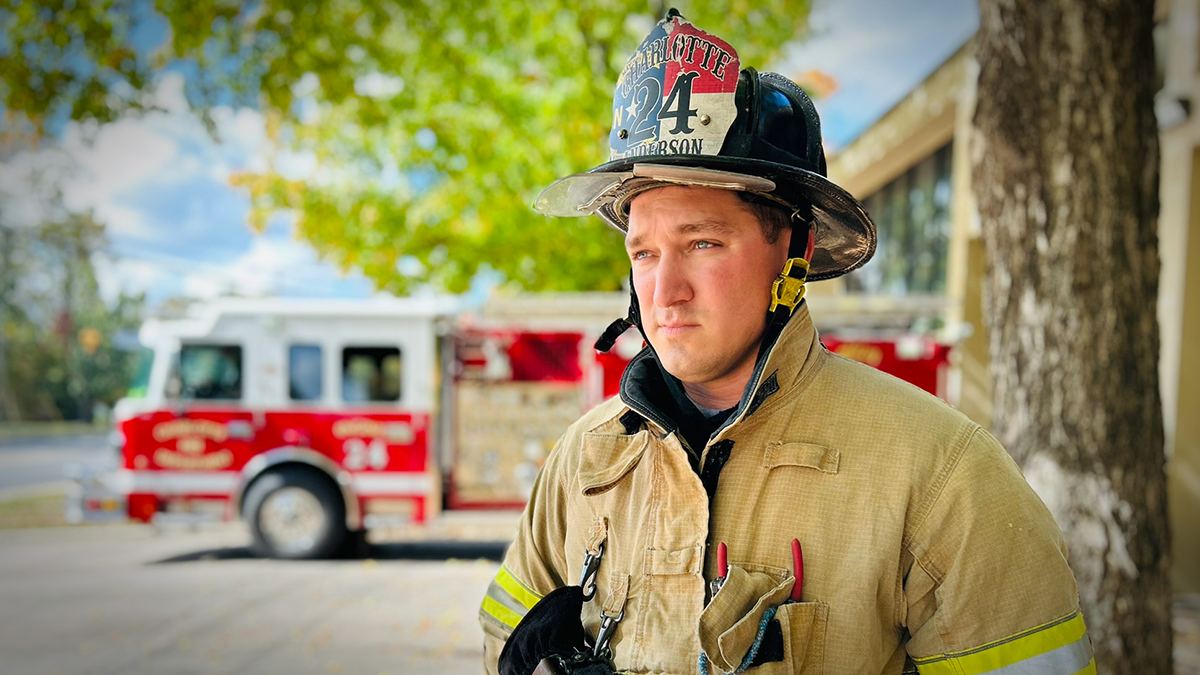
top-left (498, 586), bottom-right (615, 675)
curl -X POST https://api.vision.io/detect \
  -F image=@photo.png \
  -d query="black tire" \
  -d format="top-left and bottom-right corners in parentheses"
top-left (243, 466), bottom-right (348, 560)
top-left (336, 527), bottom-right (370, 559)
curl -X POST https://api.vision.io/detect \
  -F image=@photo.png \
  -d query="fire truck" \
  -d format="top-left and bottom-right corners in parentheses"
top-left (92, 294), bottom-right (951, 559)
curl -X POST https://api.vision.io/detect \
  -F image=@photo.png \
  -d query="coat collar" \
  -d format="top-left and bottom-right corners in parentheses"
top-left (711, 301), bottom-right (825, 439)
top-left (616, 302), bottom-right (827, 442)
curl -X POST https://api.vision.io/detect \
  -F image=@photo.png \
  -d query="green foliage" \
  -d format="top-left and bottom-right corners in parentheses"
top-left (0, 212), bottom-right (146, 421)
top-left (2, 0), bottom-right (812, 292)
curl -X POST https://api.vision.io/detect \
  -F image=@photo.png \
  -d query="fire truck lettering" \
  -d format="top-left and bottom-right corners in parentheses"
top-left (332, 418), bottom-right (386, 439)
top-left (834, 343), bottom-right (884, 367)
top-left (384, 422), bottom-right (414, 443)
top-left (177, 437), bottom-right (206, 454)
top-left (152, 419), bottom-right (228, 442)
top-left (153, 448), bottom-right (234, 471)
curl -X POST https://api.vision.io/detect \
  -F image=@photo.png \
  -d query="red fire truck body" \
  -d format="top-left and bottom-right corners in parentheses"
top-left (103, 295), bottom-right (951, 559)
top-left (105, 297), bottom-right (634, 558)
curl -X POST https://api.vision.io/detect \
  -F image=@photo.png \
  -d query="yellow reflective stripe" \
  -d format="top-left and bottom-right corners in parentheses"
top-left (481, 595), bottom-right (524, 630)
top-left (496, 566), bottom-right (541, 610)
top-left (914, 611), bottom-right (1089, 675)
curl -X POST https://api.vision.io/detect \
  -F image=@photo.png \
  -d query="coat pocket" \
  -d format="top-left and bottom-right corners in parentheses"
top-left (747, 600), bottom-right (828, 675)
top-left (697, 565), bottom-right (794, 674)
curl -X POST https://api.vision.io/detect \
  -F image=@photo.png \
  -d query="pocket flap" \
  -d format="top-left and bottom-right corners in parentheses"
top-left (578, 431), bottom-right (649, 496)
top-left (646, 544), bottom-right (704, 575)
top-left (763, 442), bottom-right (839, 474)
top-left (698, 565), bottom-right (794, 674)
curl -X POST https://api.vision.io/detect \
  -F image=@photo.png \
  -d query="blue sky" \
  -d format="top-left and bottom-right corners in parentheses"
top-left (786, 0), bottom-right (978, 148)
top-left (1, 0), bottom-right (978, 307)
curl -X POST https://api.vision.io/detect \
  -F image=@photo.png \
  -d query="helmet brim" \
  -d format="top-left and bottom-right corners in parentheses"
top-left (534, 155), bottom-right (876, 281)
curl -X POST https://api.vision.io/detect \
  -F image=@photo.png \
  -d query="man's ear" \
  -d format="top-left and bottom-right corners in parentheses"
top-left (776, 224), bottom-right (794, 264)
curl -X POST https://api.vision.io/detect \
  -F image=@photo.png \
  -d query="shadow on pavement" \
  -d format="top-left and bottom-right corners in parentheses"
top-left (151, 540), bottom-right (510, 564)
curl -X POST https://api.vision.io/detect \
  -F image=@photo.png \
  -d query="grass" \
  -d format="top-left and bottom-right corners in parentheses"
top-left (0, 494), bottom-right (69, 529)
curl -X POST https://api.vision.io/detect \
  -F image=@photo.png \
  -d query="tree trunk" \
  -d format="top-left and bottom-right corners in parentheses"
top-left (972, 0), bottom-right (1172, 673)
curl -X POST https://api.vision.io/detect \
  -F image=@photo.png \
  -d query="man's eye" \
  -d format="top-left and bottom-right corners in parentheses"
top-left (632, 250), bottom-right (650, 260)
top-left (695, 240), bottom-right (716, 250)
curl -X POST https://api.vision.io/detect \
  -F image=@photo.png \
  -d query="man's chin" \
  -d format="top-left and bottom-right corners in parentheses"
top-left (654, 351), bottom-right (711, 384)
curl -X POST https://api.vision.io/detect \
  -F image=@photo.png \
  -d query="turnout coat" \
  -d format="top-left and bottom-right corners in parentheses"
top-left (480, 304), bottom-right (1093, 675)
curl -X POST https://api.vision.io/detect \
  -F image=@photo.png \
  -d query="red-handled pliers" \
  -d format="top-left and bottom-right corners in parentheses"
top-left (790, 538), bottom-right (804, 602)
top-left (710, 539), bottom-right (804, 602)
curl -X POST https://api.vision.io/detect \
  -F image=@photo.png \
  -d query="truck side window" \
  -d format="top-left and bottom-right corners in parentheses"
top-left (289, 345), bottom-right (323, 401)
top-left (341, 346), bottom-right (401, 403)
top-left (178, 344), bottom-right (243, 400)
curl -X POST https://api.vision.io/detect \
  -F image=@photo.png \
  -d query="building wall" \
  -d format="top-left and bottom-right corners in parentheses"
top-left (1157, 0), bottom-right (1200, 593)
top-left (1167, 147), bottom-right (1200, 592)
top-left (826, 43), bottom-right (992, 425)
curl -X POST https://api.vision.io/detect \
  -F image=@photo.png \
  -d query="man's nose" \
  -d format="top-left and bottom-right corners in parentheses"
top-left (653, 252), bottom-right (692, 308)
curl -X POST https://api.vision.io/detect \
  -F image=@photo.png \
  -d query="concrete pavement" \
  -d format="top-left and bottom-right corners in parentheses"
top-left (0, 522), bottom-right (509, 675)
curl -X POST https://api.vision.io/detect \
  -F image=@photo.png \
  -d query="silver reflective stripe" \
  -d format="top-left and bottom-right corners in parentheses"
top-left (486, 576), bottom-right (534, 620)
top-left (981, 634), bottom-right (1094, 675)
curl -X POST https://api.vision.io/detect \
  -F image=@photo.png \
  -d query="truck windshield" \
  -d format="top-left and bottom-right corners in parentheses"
top-left (126, 347), bottom-right (154, 398)
top-left (177, 344), bottom-right (243, 400)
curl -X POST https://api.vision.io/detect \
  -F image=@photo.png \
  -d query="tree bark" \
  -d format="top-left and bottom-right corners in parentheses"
top-left (972, 0), bottom-right (1172, 672)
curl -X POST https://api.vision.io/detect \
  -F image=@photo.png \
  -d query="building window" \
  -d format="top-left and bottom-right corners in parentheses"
top-left (177, 344), bottom-right (242, 400)
top-left (289, 345), bottom-right (323, 401)
top-left (846, 142), bottom-right (952, 295)
top-left (342, 346), bottom-right (402, 403)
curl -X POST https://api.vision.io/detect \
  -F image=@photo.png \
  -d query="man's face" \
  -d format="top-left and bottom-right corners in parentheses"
top-left (626, 186), bottom-right (792, 392)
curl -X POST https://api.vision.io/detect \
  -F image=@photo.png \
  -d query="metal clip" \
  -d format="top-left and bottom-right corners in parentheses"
top-left (592, 608), bottom-right (625, 659)
top-left (578, 541), bottom-right (605, 602)
top-left (769, 257), bottom-right (810, 313)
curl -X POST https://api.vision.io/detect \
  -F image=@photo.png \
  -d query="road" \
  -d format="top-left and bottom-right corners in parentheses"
top-left (0, 433), bottom-right (115, 497)
top-left (0, 521), bottom-right (507, 675)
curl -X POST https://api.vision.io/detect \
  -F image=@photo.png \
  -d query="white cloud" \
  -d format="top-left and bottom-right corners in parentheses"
top-left (92, 228), bottom-right (376, 306)
top-left (180, 234), bottom-right (375, 300)
top-left (93, 253), bottom-right (184, 305)
top-left (0, 71), bottom-right (272, 237)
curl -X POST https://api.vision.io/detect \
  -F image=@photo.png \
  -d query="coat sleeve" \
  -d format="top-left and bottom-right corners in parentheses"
top-left (480, 437), bottom-right (572, 675)
top-left (903, 427), bottom-right (1095, 675)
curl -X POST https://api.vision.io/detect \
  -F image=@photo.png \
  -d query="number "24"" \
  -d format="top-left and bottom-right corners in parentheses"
top-left (628, 72), bottom-right (701, 144)
top-left (343, 438), bottom-right (389, 470)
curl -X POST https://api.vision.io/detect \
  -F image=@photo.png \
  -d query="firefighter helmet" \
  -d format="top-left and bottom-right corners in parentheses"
top-left (535, 10), bottom-right (876, 281)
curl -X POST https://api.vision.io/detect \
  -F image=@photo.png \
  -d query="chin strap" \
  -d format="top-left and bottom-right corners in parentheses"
top-left (595, 272), bottom-right (642, 353)
top-left (595, 316), bottom-right (633, 353)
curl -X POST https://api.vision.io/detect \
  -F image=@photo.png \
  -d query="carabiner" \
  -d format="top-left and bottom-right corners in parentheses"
top-left (592, 608), bottom-right (625, 659)
top-left (579, 541), bottom-right (605, 602)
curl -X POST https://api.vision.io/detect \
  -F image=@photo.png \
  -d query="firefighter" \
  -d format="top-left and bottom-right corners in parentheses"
top-left (481, 11), bottom-right (1093, 675)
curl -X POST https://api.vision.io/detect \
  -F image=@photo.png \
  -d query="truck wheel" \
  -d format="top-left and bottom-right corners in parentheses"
top-left (244, 467), bottom-right (347, 559)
